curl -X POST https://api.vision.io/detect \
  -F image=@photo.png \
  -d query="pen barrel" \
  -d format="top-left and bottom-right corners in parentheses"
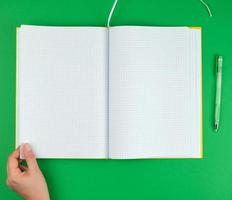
top-left (215, 57), bottom-right (222, 128)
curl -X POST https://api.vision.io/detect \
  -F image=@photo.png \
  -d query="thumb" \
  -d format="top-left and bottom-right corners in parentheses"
top-left (22, 143), bottom-right (38, 170)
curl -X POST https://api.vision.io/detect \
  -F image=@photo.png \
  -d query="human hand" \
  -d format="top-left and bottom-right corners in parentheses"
top-left (7, 144), bottom-right (50, 200)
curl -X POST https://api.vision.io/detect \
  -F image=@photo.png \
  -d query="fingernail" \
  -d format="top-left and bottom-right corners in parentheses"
top-left (23, 143), bottom-right (35, 157)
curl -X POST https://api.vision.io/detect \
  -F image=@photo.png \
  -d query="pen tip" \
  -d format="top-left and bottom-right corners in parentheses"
top-left (215, 124), bottom-right (219, 132)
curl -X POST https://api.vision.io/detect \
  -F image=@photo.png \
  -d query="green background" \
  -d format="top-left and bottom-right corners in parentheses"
top-left (1, 0), bottom-right (232, 199)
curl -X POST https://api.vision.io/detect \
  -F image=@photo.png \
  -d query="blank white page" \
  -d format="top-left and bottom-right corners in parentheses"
top-left (109, 26), bottom-right (201, 159)
top-left (17, 25), bottom-right (108, 158)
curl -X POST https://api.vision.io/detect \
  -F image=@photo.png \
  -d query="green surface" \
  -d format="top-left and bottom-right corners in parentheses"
top-left (1, 0), bottom-right (232, 199)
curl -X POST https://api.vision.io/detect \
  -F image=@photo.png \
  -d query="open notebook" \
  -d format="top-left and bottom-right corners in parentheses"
top-left (16, 25), bottom-right (202, 159)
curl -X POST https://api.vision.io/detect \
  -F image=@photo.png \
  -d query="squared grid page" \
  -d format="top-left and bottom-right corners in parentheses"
top-left (109, 26), bottom-right (201, 159)
top-left (17, 25), bottom-right (108, 158)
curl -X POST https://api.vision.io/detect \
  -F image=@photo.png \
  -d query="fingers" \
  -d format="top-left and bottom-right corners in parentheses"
top-left (7, 147), bottom-right (21, 176)
top-left (19, 165), bottom-right (28, 172)
top-left (22, 143), bottom-right (39, 171)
